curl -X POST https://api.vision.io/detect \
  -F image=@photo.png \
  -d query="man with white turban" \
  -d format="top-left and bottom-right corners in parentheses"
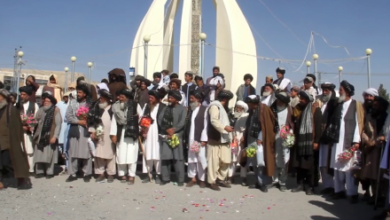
top-left (227, 101), bottom-right (249, 184)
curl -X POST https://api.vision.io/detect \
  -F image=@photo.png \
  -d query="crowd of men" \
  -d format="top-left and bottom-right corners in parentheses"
top-left (1, 66), bottom-right (390, 220)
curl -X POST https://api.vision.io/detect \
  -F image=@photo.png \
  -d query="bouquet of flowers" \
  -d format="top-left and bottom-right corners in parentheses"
top-left (280, 125), bottom-right (295, 148)
top-left (337, 145), bottom-right (359, 161)
top-left (168, 134), bottom-right (180, 148)
top-left (231, 138), bottom-right (238, 155)
top-left (139, 116), bottom-right (153, 138)
top-left (76, 106), bottom-right (89, 120)
top-left (246, 145), bottom-right (258, 158)
top-left (190, 141), bottom-right (201, 153)
top-left (95, 124), bottom-right (104, 138)
top-left (21, 113), bottom-right (38, 127)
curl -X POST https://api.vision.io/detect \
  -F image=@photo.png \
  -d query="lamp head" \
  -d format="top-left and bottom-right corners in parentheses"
top-left (199, 33), bottom-right (207, 41)
top-left (305, 61), bottom-right (311, 67)
top-left (143, 35), bottom-right (151, 43)
top-left (87, 62), bottom-right (93, 67)
top-left (17, 51), bottom-right (24, 57)
top-left (366, 48), bottom-right (372, 55)
top-left (338, 66), bottom-right (343, 72)
top-left (312, 54), bottom-right (319, 60)
top-left (64, 67), bottom-right (69, 72)
top-left (71, 56), bottom-right (77, 62)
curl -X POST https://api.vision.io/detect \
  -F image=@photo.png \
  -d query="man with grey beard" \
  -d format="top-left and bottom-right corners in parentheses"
top-left (315, 82), bottom-right (337, 195)
top-left (261, 83), bottom-right (276, 107)
top-left (0, 89), bottom-right (31, 190)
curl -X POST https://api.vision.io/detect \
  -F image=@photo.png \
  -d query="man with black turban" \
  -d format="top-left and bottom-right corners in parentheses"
top-left (200, 90), bottom-right (233, 191)
top-left (138, 78), bottom-right (151, 109)
top-left (273, 67), bottom-right (292, 94)
top-left (290, 90), bottom-right (322, 195)
top-left (17, 86), bottom-right (39, 175)
top-left (157, 89), bottom-right (187, 186)
top-left (240, 94), bottom-right (275, 193)
top-left (314, 82), bottom-right (338, 195)
top-left (236, 73), bottom-right (256, 101)
top-left (107, 68), bottom-right (127, 103)
top-left (185, 90), bottom-right (207, 188)
top-left (139, 88), bottom-right (167, 184)
top-left (324, 80), bottom-right (364, 204)
top-left (65, 84), bottom-right (94, 183)
top-left (360, 96), bottom-right (389, 207)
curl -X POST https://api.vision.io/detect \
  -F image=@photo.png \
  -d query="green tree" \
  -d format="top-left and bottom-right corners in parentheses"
top-left (378, 84), bottom-right (389, 101)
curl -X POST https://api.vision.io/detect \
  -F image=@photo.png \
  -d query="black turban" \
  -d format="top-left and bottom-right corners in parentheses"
top-left (340, 80), bottom-right (355, 96)
top-left (276, 67), bottom-right (286, 75)
top-left (321, 82), bottom-right (336, 90)
top-left (189, 90), bottom-right (205, 101)
top-left (217, 90), bottom-right (234, 100)
top-left (141, 78), bottom-right (152, 87)
top-left (264, 83), bottom-right (275, 91)
top-left (244, 95), bottom-right (260, 104)
top-left (275, 92), bottom-right (290, 104)
top-left (374, 96), bottom-right (389, 110)
top-left (99, 89), bottom-right (112, 101)
top-left (118, 89), bottom-right (133, 99)
top-left (76, 84), bottom-right (90, 96)
top-left (42, 91), bottom-right (57, 105)
top-left (19, 86), bottom-right (33, 96)
top-left (149, 89), bottom-right (162, 100)
top-left (153, 72), bottom-right (162, 78)
top-left (168, 90), bottom-right (182, 101)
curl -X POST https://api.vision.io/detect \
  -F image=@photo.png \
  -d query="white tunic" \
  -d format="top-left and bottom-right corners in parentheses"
top-left (275, 108), bottom-right (290, 167)
top-left (330, 99), bottom-right (360, 171)
top-left (319, 101), bottom-right (329, 167)
top-left (188, 106), bottom-right (200, 163)
top-left (140, 104), bottom-right (160, 161)
top-left (261, 96), bottom-right (271, 106)
top-left (110, 105), bottom-right (142, 164)
top-left (22, 101), bottom-right (39, 154)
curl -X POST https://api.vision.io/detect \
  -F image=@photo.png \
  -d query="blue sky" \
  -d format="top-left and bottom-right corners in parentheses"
top-left (1, 0), bottom-right (390, 98)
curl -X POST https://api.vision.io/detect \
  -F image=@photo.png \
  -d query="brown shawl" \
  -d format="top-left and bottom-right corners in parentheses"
top-left (259, 103), bottom-right (277, 176)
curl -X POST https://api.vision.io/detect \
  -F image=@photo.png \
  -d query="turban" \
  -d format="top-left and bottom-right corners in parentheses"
top-left (217, 90), bottom-right (234, 100)
top-left (108, 68), bottom-right (125, 77)
top-left (153, 72), bottom-right (162, 78)
top-left (189, 90), bottom-right (205, 101)
top-left (245, 94), bottom-right (260, 104)
top-left (321, 82), bottom-right (336, 90)
top-left (99, 89), bottom-right (113, 101)
top-left (306, 74), bottom-right (316, 82)
top-left (291, 86), bottom-right (300, 92)
top-left (118, 89), bottom-right (133, 99)
top-left (264, 83), bottom-right (275, 91)
top-left (304, 76), bottom-right (314, 82)
top-left (170, 78), bottom-right (182, 88)
top-left (76, 84), bottom-right (90, 96)
top-left (170, 73), bottom-right (179, 79)
top-left (149, 89), bottom-right (162, 100)
top-left (141, 78), bottom-right (152, 87)
top-left (42, 91), bottom-right (57, 105)
top-left (374, 96), bottom-right (389, 110)
top-left (299, 90), bottom-right (314, 102)
top-left (0, 89), bottom-right (10, 99)
top-left (19, 86), bottom-right (33, 95)
top-left (168, 90), bottom-right (182, 101)
top-left (363, 88), bottom-right (378, 97)
top-left (97, 82), bottom-right (109, 92)
top-left (276, 67), bottom-right (286, 74)
top-left (340, 80), bottom-right (355, 96)
top-left (275, 91), bottom-right (291, 104)
top-left (235, 100), bottom-right (248, 112)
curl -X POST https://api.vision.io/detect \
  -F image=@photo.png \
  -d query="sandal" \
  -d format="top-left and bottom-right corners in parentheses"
top-left (120, 176), bottom-right (127, 183)
top-left (128, 177), bottom-right (135, 185)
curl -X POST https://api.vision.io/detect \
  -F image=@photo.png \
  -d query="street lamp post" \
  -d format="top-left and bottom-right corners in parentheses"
top-left (366, 48), bottom-right (372, 88)
top-left (87, 62), bottom-right (93, 83)
top-left (15, 51), bottom-right (24, 98)
top-left (305, 61), bottom-right (311, 74)
top-left (199, 33), bottom-right (207, 77)
top-left (338, 66), bottom-right (343, 84)
top-left (71, 56), bottom-right (77, 82)
top-left (143, 35), bottom-right (151, 78)
top-left (312, 54), bottom-right (319, 84)
top-left (64, 67), bottom-right (69, 93)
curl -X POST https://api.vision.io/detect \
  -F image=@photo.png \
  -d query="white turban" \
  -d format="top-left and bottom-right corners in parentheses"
top-left (235, 100), bottom-right (248, 112)
top-left (363, 88), bottom-right (378, 97)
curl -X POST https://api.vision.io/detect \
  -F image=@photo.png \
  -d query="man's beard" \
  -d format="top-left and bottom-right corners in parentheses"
top-left (77, 97), bottom-right (85, 102)
top-left (99, 102), bottom-right (108, 109)
top-left (276, 104), bottom-right (287, 112)
top-left (0, 100), bottom-right (8, 109)
top-left (234, 111), bottom-right (243, 118)
top-left (149, 102), bottom-right (157, 112)
top-left (189, 101), bottom-right (199, 110)
top-left (364, 100), bottom-right (373, 111)
top-left (320, 93), bottom-right (332, 103)
top-left (21, 99), bottom-right (28, 104)
top-left (262, 91), bottom-right (271, 97)
top-left (338, 94), bottom-right (346, 103)
top-left (42, 104), bottom-right (52, 111)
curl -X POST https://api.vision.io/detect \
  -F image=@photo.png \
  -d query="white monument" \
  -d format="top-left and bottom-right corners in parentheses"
top-left (129, 0), bottom-right (258, 98)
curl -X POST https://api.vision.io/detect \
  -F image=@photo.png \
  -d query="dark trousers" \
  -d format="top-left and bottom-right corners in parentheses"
top-left (0, 150), bottom-right (13, 180)
top-left (296, 167), bottom-right (315, 187)
top-left (161, 159), bottom-right (185, 183)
